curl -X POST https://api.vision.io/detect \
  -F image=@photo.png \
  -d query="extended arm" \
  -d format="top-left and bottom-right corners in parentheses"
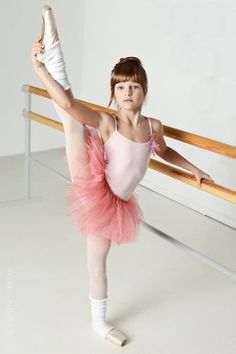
top-left (35, 64), bottom-right (71, 108)
top-left (160, 146), bottom-right (198, 174)
top-left (154, 120), bottom-right (214, 188)
top-left (31, 39), bottom-right (102, 128)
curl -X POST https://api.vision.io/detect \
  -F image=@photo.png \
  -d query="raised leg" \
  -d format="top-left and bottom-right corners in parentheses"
top-left (37, 6), bottom-right (91, 180)
top-left (51, 90), bottom-right (91, 181)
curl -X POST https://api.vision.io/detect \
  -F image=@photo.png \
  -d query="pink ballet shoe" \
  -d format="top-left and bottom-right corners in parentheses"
top-left (37, 5), bottom-right (71, 90)
top-left (40, 5), bottom-right (59, 51)
top-left (105, 328), bottom-right (128, 346)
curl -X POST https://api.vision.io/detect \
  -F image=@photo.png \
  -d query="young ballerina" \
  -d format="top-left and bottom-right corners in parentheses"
top-left (31, 5), bottom-right (214, 346)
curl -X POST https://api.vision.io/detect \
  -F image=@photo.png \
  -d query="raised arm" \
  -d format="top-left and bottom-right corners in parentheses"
top-left (31, 38), bottom-right (102, 128)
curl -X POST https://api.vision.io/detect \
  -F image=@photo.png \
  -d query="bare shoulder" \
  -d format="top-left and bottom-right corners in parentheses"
top-left (97, 110), bottom-right (115, 131)
top-left (149, 117), bottom-right (167, 156)
top-left (96, 110), bottom-right (116, 143)
top-left (150, 117), bottom-right (164, 137)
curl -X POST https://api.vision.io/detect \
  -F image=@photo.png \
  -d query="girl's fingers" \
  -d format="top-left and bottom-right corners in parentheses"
top-left (202, 176), bottom-right (214, 183)
top-left (34, 47), bottom-right (44, 53)
top-left (32, 44), bottom-right (45, 55)
top-left (33, 42), bottom-right (44, 48)
top-left (206, 174), bottom-right (214, 182)
top-left (31, 49), bottom-right (42, 58)
top-left (34, 43), bottom-right (44, 49)
top-left (34, 50), bottom-right (44, 56)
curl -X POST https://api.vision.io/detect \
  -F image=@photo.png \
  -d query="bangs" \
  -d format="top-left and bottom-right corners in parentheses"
top-left (112, 63), bottom-right (144, 86)
top-left (113, 72), bottom-right (142, 85)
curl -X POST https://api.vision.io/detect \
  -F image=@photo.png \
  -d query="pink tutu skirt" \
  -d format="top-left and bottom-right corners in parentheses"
top-left (64, 126), bottom-right (144, 246)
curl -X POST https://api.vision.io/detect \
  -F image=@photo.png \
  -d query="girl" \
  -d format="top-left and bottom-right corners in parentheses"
top-left (31, 5), bottom-right (213, 347)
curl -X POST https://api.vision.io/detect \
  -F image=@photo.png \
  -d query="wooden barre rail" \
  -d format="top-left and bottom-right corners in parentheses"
top-left (24, 85), bottom-right (236, 159)
top-left (22, 85), bottom-right (236, 204)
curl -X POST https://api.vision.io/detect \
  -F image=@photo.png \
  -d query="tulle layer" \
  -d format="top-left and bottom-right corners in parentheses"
top-left (64, 127), bottom-right (144, 246)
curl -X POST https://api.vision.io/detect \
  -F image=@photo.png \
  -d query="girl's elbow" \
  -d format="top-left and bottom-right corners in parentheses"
top-left (157, 146), bottom-right (169, 159)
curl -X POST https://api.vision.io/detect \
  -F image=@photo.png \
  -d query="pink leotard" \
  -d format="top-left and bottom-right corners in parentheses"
top-left (53, 92), bottom-right (160, 245)
top-left (97, 114), bottom-right (159, 201)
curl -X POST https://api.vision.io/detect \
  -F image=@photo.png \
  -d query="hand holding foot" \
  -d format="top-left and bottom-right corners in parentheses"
top-left (31, 37), bottom-right (45, 71)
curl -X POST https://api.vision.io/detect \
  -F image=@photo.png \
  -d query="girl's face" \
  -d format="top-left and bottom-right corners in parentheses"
top-left (114, 81), bottom-right (145, 110)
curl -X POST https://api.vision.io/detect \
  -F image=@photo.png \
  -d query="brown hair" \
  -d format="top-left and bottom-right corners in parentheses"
top-left (108, 56), bottom-right (148, 108)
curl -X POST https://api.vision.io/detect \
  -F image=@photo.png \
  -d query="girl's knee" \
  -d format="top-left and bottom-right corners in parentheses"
top-left (87, 236), bottom-right (111, 251)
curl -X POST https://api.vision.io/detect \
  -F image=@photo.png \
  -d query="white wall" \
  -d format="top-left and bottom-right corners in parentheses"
top-left (0, 0), bottom-right (85, 156)
top-left (65, 0), bottom-right (236, 228)
top-left (1, 0), bottom-right (235, 227)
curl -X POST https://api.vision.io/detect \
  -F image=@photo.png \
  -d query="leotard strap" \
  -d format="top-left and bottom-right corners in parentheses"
top-left (112, 114), bottom-right (118, 131)
top-left (148, 117), bottom-right (153, 135)
top-left (96, 128), bottom-right (103, 144)
top-left (96, 113), bottom-right (117, 145)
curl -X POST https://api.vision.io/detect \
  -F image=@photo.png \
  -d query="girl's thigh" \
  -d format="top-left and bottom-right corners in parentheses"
top-left (52, 99), bottom-right (91, 180)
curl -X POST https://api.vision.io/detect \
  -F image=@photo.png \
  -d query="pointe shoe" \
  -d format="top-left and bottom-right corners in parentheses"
top-left (37, 4), bottom-right (71, 90)
top-left (105, 328), bottom-right (128, 346)
top-left (40, 5), bottom-right (59, 51)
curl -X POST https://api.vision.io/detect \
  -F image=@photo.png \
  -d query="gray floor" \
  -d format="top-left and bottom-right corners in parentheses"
top-left (1, 148), bottom-right (236, 354)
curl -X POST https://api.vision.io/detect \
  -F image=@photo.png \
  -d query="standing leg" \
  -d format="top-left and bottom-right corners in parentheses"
top-left (87, 236), bottom-right (111, 299)
top-left (87, 237), bottom-right (115, 337)
top-left (87, 237), bottom-right (128, 345)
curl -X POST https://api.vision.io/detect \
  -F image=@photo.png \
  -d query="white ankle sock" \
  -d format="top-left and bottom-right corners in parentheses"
top-left (89, 295), bottom-right (115, 337)
top-left (37, 40), bottom-right (71, 90)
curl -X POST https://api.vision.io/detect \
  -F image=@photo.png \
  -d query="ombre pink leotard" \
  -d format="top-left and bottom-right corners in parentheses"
top-left (97, 114), bottom-right (158, 201)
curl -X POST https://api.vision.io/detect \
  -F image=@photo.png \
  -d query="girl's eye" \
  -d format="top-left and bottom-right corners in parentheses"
top-left (117, 84), bottom-right (139, 89)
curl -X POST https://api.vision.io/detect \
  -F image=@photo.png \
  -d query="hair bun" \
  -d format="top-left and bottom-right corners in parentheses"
top-left (119, 56), bottom-right (142, 65)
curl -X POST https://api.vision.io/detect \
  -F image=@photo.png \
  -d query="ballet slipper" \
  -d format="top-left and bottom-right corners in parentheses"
top-left (37, 5), bottom-right (71, 90)
top-left (105, 328), bottom-right (128, 346)
top-left (40, 5), bottom-right (59, 51)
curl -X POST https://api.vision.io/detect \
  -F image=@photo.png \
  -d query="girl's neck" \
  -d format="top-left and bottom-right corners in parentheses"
top-left (115, 109), bottom-right (143, 127)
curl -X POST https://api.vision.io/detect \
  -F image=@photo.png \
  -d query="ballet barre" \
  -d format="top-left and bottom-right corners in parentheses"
top-left (22, 84), bottom-right (236, 203)
top-left (19, 84), bottom-right (236, 281)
